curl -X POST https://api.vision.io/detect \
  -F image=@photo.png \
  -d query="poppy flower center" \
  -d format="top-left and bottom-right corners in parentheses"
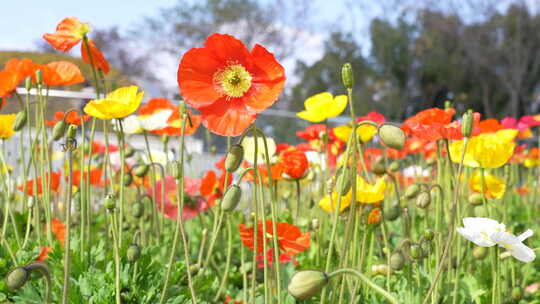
top-left (214, 64), bottom-right (252, 99)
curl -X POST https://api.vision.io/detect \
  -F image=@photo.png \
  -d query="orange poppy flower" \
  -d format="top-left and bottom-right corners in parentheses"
top-left (0, 70), bottom-right (18, 98)
top-left (71, 168), bottom-right (103, 187)
top-left (281, 148), bottom-right (309, 179)
top-left (81, 39), bottom-right (110, 74)
top-left (42, 61), bottom-right (85, 86)
top-left (177, 33), bottom-right (286, 136)
top-left (43, 17), bottom-right (91, 52)
top-left (478, 118), bottom-right (503, 133)
top-left (18, 172), bottom-right (61, 196)
top-left (51, 218), bottom-right (66, 245)
top-left (4, 58), bottom-right (38, 84)
top-left (200, 169), bottom-right (232, 206)
top-left (238, 220), bottom-right (310, 255)
top-left (402, 108), bottom-right (457, 141)
top-left (367, 208), bottom-right (382, 225)
top-left (138, 98), bottom-right (201, 136)
top-left (37, 247), bottom-right (52, 262)
top-left (45, 111), bottom-right (89, 127)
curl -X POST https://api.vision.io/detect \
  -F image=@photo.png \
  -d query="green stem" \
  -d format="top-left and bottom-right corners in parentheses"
top-left (328, 268), bottom-right (399, 304)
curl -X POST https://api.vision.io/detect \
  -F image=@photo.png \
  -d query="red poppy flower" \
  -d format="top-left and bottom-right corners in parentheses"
top-left (256, 248), bottom-right (298, 269)
top-left (138, 98), bottom-right (201, 136)
top-left (367, 208), bottom-right (381, 225)
top-left (37, 247), bottom-right (52, 262)
top-left (402, 108), bottom-right (456, 141)
top-left (71, 168), bottom-right (103, 187)
top-left (19, 172), bottom-right (61, 196)
top-left (515, 186), bottom-right (531, 195)
top-left (148, 176), bottom-right (208, 220)
top-left (51, 218), bottom-right (66, 245)
top-left (478, 118), bottom-right (503, 133)
top-left (42, 61), bottom-right (85, 86)
top-left (81, 39), bottom-right (110, 74)
top-left (241, 162), bottom-right (284, 185)
top-left (45, 111), bottom-right (89, 127)
top-left (280, 148), bottom-right (309, 179)
top-left (43, 17), bottom-right (90, 52)
top-left (238, 220), bottom-right (310, 255)
top-left (200, 169), bottom-right (232, 206)
top-left (91, 141), bottom-right (119, 154)
top-left (0, 70), bottom-right (18, 98)
top-left (177, 33), bottom-right (286, 136)
top-left (296, 124), bottom-right (327, 141)
top-left (357, 111), bottom-right (385, 125)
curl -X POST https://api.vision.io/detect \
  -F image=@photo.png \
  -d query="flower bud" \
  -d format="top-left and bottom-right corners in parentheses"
top-left (221, 185), bottom-right (242, 212)
top-left (132, 202), bottom-right (144, 218)
top-left (35, 69), bottom-right (42, 84)
top-left (66, 124), bottom-right (77, 139)
top-left (472, 246), bottom-right (488, 260)
top-left (390, 252), bottom-right (405, 270)
top-left (225, 144), bottom-right (244, 173)
top-left (468, 193), bottom-right (484, 206)
top-left (336, 167), bottom-right (352, 195)
top-left (133, 164), bottom-right (150, 178)
top-left (171, 161), bottom-right (182, 179)
top-left (161, 134), bottom-right (169, 145)
top-left (24, 76), bottom-right (32, 91)
top-left (288, 270), bottom-right (329, 300)
top-left (123, 173), bottom-right (133, 186)
top-left (13, 110), bottom-right (28, 132)
top-left (388, 161), bottom-right (400, 172)
top-left (415, 191), bottom-right (431, 209)
top-left (461, 109), bottom-right (474, 138)
top-left (410, 244), bottom-right (423, 260)
top-left (127, 244), bottom-right (141, 263)
top-left (311, 218), bottom-right (319, 230)
top-left (371, 264), bottom-right (391, 277)
top-left (444, 100), bottom-right (453, 109)
top-left (125, 146), bottom-right (135, 158)
top-left (423, 229), bottom-right (435, 241)
top-left (52, 120), bottom-right (67, 141)
top-left (384, 203), bottom-right (401, 221)
top-left (103, 194), bottom-right (116, 211)
top-left (371, 158), bottom-right (386, 175)
top-left (378, 124), bottom-right (406, 151)
top-left (511, 287), bottom-right (522, 301)
top-left (404, 184), bottom-right (420, 200)
top-left (6, 267), bottom-right (29, 290)
top-left (341, 63), bottom-right (354, 89)
top-left (367, 208), bottom-right (381, 225)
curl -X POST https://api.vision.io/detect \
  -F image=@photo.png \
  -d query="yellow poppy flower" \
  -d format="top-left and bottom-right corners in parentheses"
top-left (449, 129), bottom-right (517, 169)
top-left (84, 86), bottom-right (144, 120)
top-left (468, 170), bottom-right (506, 199)
top-left (356, 176), bottom-right (386, 203)
top-left (0, 114), bottom-right (16, 139)
top-left (297, 92), bottom-right (347, 122)
top-left (333, 124), bottom-right (377, 143)
top-left (319, 190), bottom-right (352, 212)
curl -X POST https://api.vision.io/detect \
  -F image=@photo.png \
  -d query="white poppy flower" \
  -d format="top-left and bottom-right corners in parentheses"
top-left (138, 109), bottom-right (172, 131)
top-left (241, 136), bottom-right (276, 164)
top-left (456, 217), bottom-right (506, 247)
top-left (491, 229), bottom-right (536, 263)
top-left (117, 115), bottom-right (142, 134)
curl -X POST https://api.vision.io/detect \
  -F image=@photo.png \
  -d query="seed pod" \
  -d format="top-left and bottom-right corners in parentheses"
top-left (378, 124), bottom-right (406, 151)
top-left (473, 246), bottom-right (488, 260)
top-left (388, 161), bottom-right (400, 172)
top-left (221, 185), bottom-right (242, 212)
top-left (124, 146), bottom-right (135, 158)
top-left (66, 124), bottom-right (77, 139)
top-left (336, 167), bottom-right (352, 195)
top-left (225, 144), bottom-right (244, 172)
top-left (103, 194), bottom-right (116, 211)
top-left (371, 159), bottom-right (386, 175)
top-left (6, 267), bottom-right (29, 290)
top-left (133, 164), bottom-right (150, 178)
top-left (13, 110), bottom-right (28, 131)
top-left (341, 63), bottom-right (354, 89)
top-left (126, 244), bottom-right (141, 263)
top-left (404, 184), bottom-right (420, 200)
top-left (423, 229), bottom-right (435, 242)
top-left (52, 120), bottom-right (67, 141)
top-left (410, 244), bottom-right (423, 260)
top-left (123, 173), bottom-right (133, 187)
top-left (390, 251), bottom-right (405, 270)
top-left (24, 76), bottom-right (32, 91)
top-left (288, 270), bottom-right (329, 301)
top-left (461, 109), bottom-right (474, 138)
top-left (468, 193), bottom-right (484, 206)
top-left (132, 202), bottom-right (144, 218)
top-left (415, 191), bottom-right (431, 209)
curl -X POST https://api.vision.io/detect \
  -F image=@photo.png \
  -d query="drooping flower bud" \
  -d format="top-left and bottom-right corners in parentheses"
top-left (127, 244), bottom-right (141, 263)
top-left (423, 229), bottom-right (435, 241)
top-left (66, 124), bottom-right (77, 139)
top-left (468, 193), bottom-right (484, 206)
top-left (123, 173), bottom-right (133, 186)
top-left (473, 246), bottom-right (488, 260)
top-left (6, 267), bottom-right (29, 290)
top-left (390, 251), bottom-right (405, 270)
top-left (288, 270), bottom-right (329, 300)
top-left (378, 124), bottom-right (406, 151)
top-left (461, 109), bottom-right (474, 138)
top-left (225, 144), bottom-right (244, 173)
top-left (341, 63), bottom-right (354, 89)
top-left (371, 158), bottom-right (386, 175)
top-left (132, 202), bottom-right (144, 219)
top-left (415, 191), bottom-right (431, 209)
top-left (384, 203), bottom-right (401, 221)
top-left (52, 120), bottom-right (67, 141)
top-left (221, 185), bottom-right (242, 212)
top-left (410, 244), bottom-right (423, 260)
top-left (404, 184), bottom-right (420, 200)
top-left (133, 164), bottom-right (150, 178)
top-left (388, 161), bottom-right (400, 172)
top-left (336, 167), bottom-right (352, 195)
top-left (13, 110), bottom-right (28, 132)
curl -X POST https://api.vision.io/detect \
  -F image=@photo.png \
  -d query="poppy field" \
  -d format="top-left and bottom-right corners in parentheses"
top-left (1, 16), bottom-right (540, 304)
